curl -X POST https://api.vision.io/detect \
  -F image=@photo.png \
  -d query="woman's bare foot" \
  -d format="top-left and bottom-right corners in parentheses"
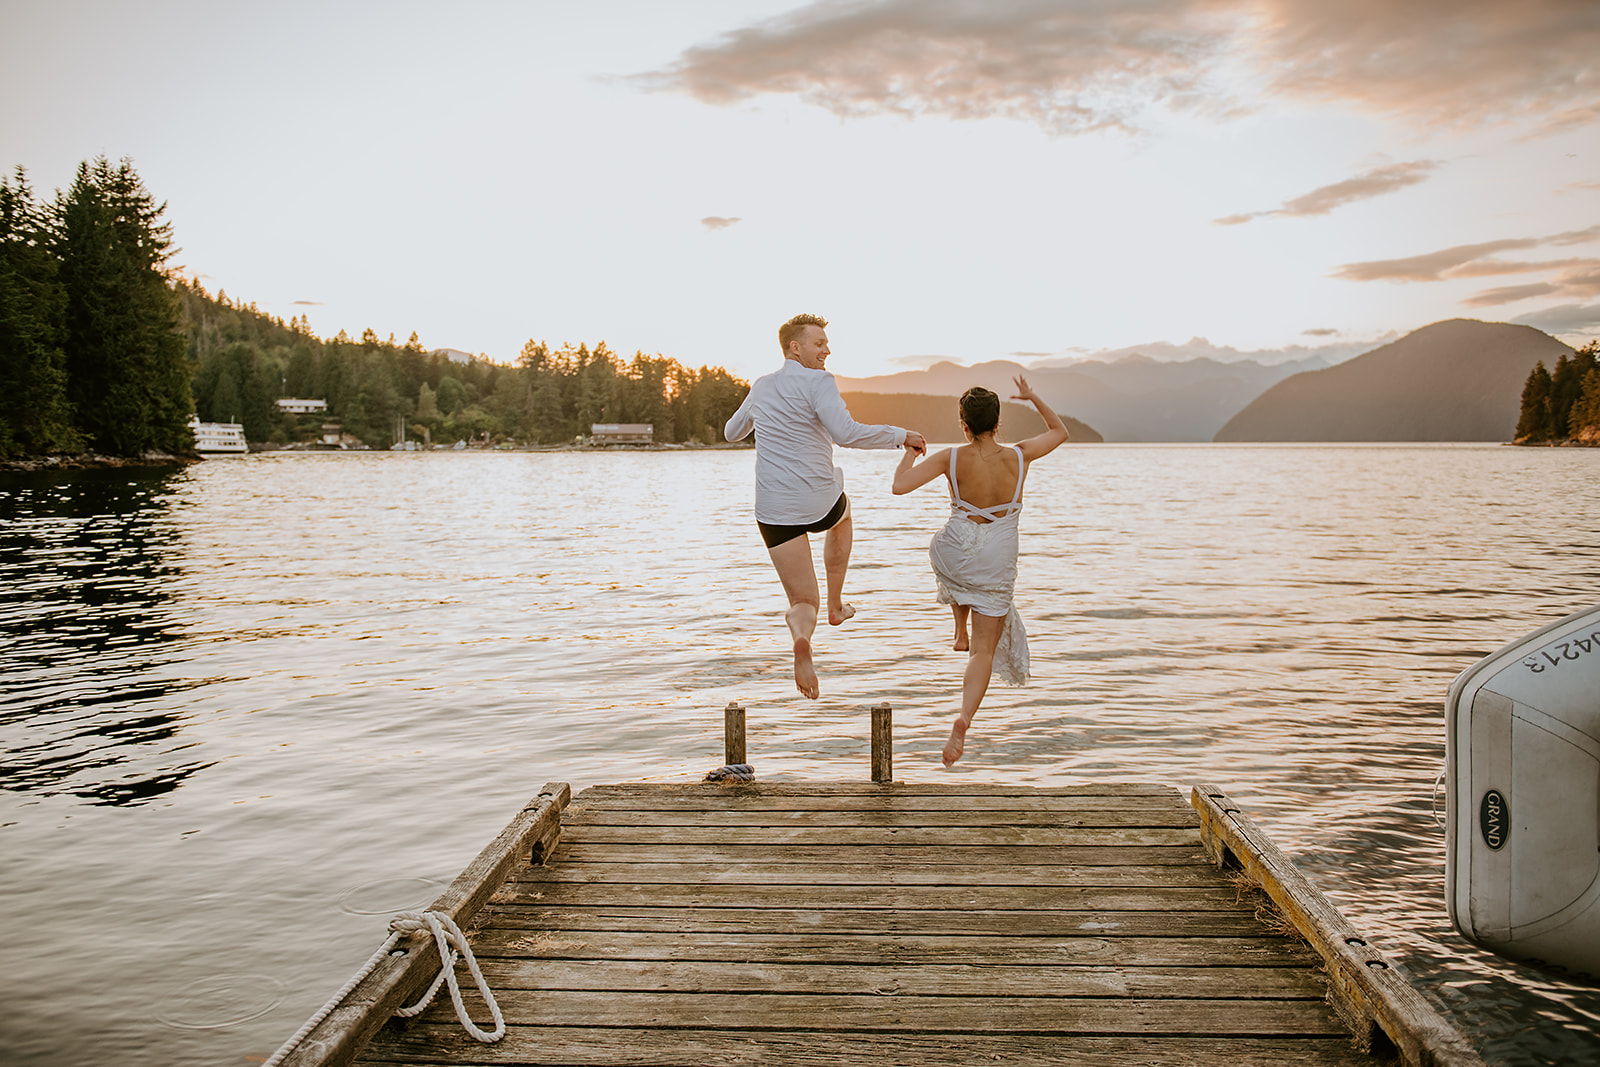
top-left (952, 630), bottom-right (969, 652)
top-left (942, 716), bottom-right (971, 766)
top-left (793, 638), bottom-right (819, 698)
top-left (828, 603), bottom-right (856, 626)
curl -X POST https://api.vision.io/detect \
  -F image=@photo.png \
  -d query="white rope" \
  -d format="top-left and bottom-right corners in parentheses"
top-left (388, 911), bottom-right (506, 1042)
top-left (259, 910), bottom-right (504, 1067)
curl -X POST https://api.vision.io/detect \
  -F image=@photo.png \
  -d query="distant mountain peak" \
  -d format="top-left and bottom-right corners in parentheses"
top-left (1215, 319), bottom-right (1572, 442)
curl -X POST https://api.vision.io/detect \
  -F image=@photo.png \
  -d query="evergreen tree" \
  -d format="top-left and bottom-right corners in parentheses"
top-left (1555, 342), bottom-right (1599, 439)
top-left (1567, 354), bottom-right (1600, 442)
top-left (54, 157), bottom-right (191, 454)
top-left (1515, 361), bottom-right (1555, 442)
top-left (0, 167), bottom-right (79, 457)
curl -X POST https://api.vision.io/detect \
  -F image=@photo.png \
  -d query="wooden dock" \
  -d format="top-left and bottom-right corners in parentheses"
top-left (275, 777), bottom-right (1484, 1067)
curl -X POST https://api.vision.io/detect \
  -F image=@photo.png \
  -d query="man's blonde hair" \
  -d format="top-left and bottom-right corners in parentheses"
top-left (779, 313), bottom-right (828, 355)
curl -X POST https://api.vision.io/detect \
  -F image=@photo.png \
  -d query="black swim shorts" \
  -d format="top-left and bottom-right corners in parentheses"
top-left (757, 493), bottom-right (849, 549)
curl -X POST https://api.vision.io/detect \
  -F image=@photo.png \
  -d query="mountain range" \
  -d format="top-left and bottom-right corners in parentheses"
top-left (837, 354), bottom-right (1331, 442)
top-left (838, 319), bottom-right (1576, 443)
top-left (841, 393), bottom-right (1103, 445)
top-left (1215, 320), bottom-right (1573, 442)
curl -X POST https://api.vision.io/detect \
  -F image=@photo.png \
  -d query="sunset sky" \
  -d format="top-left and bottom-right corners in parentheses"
top-left (5, 0), bottom-right (1598, 380)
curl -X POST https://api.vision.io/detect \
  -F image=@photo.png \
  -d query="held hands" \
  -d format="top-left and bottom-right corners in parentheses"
top-left (904, 430), bottom-right (927, 455)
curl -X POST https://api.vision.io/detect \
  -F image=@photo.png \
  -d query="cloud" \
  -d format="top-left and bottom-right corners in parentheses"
top-left (639, 0), bottom-right (1251, 136)
top-left (701, 216), bottom-right (743, 230)
top-left (1215, 160), bottom-right (1439, 224)
top-left (1334, 224), bottom-right (1600, 311)
top-left (641, 0), bottom-right (1600, 136)
top-left (890, 352), bottom-right (963, 369)
top-left (291, 299), bottom-right (325, 306)
top-left (1511, 302), bottom-right (1600, 336)
top-left (1252, 0), bottom-right (1600, 132)
top-left (1463, 282), bottom-right (1561, 307)
top-left (1443, 256), bottom-right (1595, 279)
top-left (1333, 238), bottom-right (1542, 282)
top-left (1466, 262), bottom-right (1600, 306)
top-left (1302, 327), bottom-right (1340, 336)
top-left (1332, 227), bottom-right (1600, 283)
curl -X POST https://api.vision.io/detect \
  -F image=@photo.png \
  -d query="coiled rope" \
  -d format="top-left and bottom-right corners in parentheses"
top-left (261, 910), bottom-right (504, 1067)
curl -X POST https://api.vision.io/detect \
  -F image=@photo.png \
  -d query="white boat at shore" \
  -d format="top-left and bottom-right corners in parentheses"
top-left (1447, 602), bottom-right (1600, 979)
top-left (188, 415), bottom-right (248, 454)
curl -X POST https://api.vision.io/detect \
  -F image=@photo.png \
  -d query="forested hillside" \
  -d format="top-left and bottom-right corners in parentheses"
top-left (181, 283), bottom-right (750, 449)
top-left (2, 156), bottom-right (751, 459)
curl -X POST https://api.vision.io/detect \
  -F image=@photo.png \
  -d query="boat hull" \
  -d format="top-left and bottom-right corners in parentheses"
top-left (1446, 603), bottom-right (1600, 979)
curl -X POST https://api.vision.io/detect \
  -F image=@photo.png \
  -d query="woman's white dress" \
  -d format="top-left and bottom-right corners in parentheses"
top-left (928, 444), bottom-right (1030, 686)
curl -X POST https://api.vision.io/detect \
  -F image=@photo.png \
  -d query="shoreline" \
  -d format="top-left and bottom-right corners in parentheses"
top-left (254, 441), bottom-right (757, 455)
top-left (0, 450), bottom-right (200, 473)
top-left (0, 443), bottom-right (757, 471)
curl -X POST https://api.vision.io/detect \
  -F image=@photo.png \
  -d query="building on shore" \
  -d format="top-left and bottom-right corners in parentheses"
top-left (276, 398), bottom-right (328, 415)
top-left (590, 423), bottom-right (653, 445)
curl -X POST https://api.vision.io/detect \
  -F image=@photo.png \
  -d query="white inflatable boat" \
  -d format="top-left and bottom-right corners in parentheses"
top-left (1446, 603), bottom-right (1600, 978)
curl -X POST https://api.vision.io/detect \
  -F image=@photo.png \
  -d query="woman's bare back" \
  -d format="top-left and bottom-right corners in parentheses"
top-left (951, 442), bottom-right (1024, 522)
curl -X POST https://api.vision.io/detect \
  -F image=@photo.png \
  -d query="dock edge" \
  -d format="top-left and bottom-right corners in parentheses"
top-left (1190, 784), bottom-right (1485, 1067)
top-left (274, 781), bottom-right (573, 1067)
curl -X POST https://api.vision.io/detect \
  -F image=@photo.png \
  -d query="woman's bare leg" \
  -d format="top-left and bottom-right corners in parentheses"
top-left (951, 604), bottom-right (970, 651)
top-left (944, 611), bottom-right (1005, 765)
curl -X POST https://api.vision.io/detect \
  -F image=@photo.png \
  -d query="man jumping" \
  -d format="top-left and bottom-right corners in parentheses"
top-left (725, 313), bottom-right (926, 698)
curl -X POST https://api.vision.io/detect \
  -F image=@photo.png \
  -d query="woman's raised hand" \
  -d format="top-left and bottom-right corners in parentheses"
top-left (1012, 375), bottom-right (1036, 402)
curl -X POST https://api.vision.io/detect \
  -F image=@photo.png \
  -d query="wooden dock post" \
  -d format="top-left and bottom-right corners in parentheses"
top-left (724, 701), bottom-right (746, 766)
top-left (870, 702), bottom-right (892, 782)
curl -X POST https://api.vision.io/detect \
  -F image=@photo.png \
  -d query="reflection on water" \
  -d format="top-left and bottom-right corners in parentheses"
top-left (1, 445), bottom-right (1598, 1066)
top-left (0, 469), bottom-right (213, 804)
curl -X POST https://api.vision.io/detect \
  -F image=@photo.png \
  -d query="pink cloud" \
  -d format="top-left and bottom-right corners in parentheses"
top-left (641, 0), bottom-right (1600, 136)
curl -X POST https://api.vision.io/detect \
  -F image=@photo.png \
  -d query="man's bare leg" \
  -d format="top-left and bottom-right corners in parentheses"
top-left (768, 534), bottom-right (822, 698)
top-left (822, 505), bottom-right (856, 626)
top-left (951, 603), bottom-right (970, 651)
top-left (944, 611), bottom-right (1004, 765)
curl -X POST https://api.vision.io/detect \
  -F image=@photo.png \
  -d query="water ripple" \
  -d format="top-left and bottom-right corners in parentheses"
top-left (2, 445), bottom-right (1598, 1065)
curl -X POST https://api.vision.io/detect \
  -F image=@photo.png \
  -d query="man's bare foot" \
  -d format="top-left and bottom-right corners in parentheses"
top-left (828, 603), bottom-right (856, 626)
top-left (942, 716), bottom-right (971, 766)
top-left (793, 638), bottom-right (819, 698)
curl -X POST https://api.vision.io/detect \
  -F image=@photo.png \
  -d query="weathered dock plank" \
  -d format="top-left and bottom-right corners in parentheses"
top-left (560, 824), bottom-right (1202, 846)
top-left (464, 929), bottom-right (1326, 968)
top-left (476, 903), bottom-right (1282, 937)
top-left (492, 881), bottom-right (1248, 910)
top-left (562, 806), bottom-right (1200, 827)
top-left (260, 779), bottom-right (1480, 1067)
top-left (550, 842), bottom-right (1208, 866)
top-left (381, 989), bottom-right (1353, 1034)
top-left (515, 859), bottom-right (1225, 887)
top-left (1193, 785), bottom-right (1484, 1067)
top-left (360, 1028), bottom-right (1382, 1067)
top-left (464, 957), bottom-right (1334, 997)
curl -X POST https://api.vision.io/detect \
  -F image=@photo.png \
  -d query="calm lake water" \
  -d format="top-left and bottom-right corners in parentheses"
top-left (2, 444), bottom-right (1598, 1065)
